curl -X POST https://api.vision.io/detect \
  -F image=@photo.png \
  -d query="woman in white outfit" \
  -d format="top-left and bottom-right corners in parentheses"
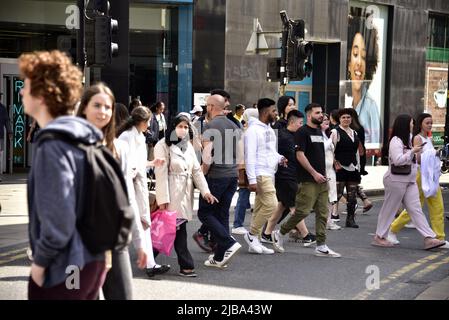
top-left (117, 106), bottom-right (170, 278)
top-left (321, 114), bottom-right (341, 230)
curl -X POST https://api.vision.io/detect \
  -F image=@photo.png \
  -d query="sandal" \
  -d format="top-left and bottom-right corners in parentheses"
top-left (424, 238), bottom-right (446, 250)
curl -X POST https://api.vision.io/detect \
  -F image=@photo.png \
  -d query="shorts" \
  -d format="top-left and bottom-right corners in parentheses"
top-left (275, 179), bottom-right (298, 209)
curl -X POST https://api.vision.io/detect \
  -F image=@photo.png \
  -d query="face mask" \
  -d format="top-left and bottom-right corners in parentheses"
top-left (176, 127), bottom-right (188, 139)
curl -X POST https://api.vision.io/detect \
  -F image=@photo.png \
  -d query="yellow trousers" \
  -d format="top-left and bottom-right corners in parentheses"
top-left (390, 170), bottom-right (445, 240)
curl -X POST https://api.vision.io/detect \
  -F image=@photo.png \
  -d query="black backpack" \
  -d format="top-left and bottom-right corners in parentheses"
top-left (37, 131), bottom-right (133, 254)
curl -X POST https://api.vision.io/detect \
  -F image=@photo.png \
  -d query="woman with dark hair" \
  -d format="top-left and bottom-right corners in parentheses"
top-left (150, 101), bottom-right (167, 140)
top-left (273, 96), bottom-right (296, 130)
top-left (118, 106), bottom-right (171, 278)
top-left (115, 103), bottom-right (129, 131)
top-left (346, 11), bottom-right (381, 144)
top-left (346, 108), bottom-right (373, 213)
top-left (128, 98), bottom-right (142, 113)
top-left (388, 113), bottom-right (448, 248)
top-left (331, 108), bottom-right (361, 228)
top-left (372, 114), bottom-right (445, 249)
top-left (154, 113), bottom-right (217, 277)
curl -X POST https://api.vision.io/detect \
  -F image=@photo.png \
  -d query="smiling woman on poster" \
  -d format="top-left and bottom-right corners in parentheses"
top-left (346, 13), bottom-right (381, 145)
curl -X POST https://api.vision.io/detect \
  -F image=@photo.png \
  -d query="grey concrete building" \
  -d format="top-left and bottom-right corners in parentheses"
top-left (193, 0), bottom-right (449, 153)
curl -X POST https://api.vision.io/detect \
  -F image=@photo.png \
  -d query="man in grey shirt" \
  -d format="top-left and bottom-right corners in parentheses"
top-left (197, 94), bottom-right (242, 268)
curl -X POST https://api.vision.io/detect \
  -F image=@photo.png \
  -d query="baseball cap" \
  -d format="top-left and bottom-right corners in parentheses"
top-left (190, 105), bottom-right (203, 114)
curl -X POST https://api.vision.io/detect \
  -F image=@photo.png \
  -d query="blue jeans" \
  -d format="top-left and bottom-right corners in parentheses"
top-left (233, 188), bottom-right (251, 228)
top-left (198, 177), bottom-right (238, 261)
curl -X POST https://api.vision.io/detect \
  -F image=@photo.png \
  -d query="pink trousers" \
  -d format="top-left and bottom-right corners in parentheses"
top-left (375, 175), bottom-right (436, 239)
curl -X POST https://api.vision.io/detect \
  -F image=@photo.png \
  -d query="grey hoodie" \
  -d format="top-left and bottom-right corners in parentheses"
top-left (28, 116), bottom-right (105, 288)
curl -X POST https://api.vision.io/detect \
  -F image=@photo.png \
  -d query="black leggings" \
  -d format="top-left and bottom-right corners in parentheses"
top-left (337, 181), bottom-right (359, 215)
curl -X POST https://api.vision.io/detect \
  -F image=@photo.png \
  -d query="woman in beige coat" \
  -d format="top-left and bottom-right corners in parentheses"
top-left (154, 113), bottom-right (217, 277)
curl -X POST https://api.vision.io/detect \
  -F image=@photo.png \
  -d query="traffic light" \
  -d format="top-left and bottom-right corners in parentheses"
top-left (85, 1), bottom-right (118, 67)
top-left (285, 19), bottom-right (313, 81)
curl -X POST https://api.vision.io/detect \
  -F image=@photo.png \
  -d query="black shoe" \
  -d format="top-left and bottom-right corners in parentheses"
top-left (301, 233), bottom-right (317, 247)
top-left (145, 264), bottom-right (170, 278)
top-left (345, 217), bottom-right (359, 228)
top-left (260, 232), bottom-right (273, 244)
top-left (179, 270), bottom-right (197, 277)
top-left (331, 214), bottom-right (340, 222)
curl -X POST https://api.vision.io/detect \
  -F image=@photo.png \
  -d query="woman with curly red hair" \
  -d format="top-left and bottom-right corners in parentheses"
top-left (21, 50), bottom-right (107, 300)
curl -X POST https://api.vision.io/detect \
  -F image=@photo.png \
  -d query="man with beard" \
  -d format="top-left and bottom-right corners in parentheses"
top-left (272, 103), bottom-right (342, 258)
top-left (243, 98), bottom-right (287, 255)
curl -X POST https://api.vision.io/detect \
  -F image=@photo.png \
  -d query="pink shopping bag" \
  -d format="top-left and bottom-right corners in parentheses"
top-left (150, 209), bottom-right (177, 256)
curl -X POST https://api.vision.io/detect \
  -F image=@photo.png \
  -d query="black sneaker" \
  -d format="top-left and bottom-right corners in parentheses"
top-left (145, 264), bottom-right (171, 278)
top-left (301, 233), bottom-right (317, 247)
top-left (330, 215), bottom-right (340, 222)
top-left (179, 270), bottom-right (197, 277)
top-left (260, 233), bottom-right (273, 244)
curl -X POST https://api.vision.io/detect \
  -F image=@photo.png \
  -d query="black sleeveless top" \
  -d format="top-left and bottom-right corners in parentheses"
top-left (334, 126), bottom-right (359, 167)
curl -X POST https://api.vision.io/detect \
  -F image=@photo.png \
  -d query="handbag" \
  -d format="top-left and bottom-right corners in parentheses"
top-left (390, 164), bottom-right (411, 175)
top-left (150, 209), bottom-right (177, 256)
top-left (238, 168), bottom-right (249, 188)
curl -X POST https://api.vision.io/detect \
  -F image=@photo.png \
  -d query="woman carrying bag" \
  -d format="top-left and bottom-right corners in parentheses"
top-left (372, 114), bottom-right (445, 250)
top-left (154, 113), bottom-right (218, 277)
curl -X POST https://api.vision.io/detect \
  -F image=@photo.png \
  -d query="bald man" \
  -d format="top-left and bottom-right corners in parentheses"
top-left (197, 94), bottom-right (243, 268)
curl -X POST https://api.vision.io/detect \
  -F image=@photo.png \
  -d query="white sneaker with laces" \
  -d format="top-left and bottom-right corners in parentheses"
top-left (326, 221), bottom-right (341, 230)
top-left (315, 244), bottom-right (341, 258)
top-left (271, 230), bottom-right (285, 253)
top-left (231, 227), bottom-right (248, 235)
top-left (387, 231), bottom-right (400, 245)
top-left (204, 258), bottom-right (227, 268)
top-left (221, 242), bottom-right (242, 265)
top-left (244, 232), bottom-right (263, 254)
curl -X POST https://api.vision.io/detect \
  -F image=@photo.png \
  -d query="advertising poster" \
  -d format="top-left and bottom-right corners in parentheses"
top-left (345, 1), bottom-right (388, 150)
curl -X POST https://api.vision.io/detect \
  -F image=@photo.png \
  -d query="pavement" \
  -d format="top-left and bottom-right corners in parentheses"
top-left (0, 168), bottom-right (449, 300)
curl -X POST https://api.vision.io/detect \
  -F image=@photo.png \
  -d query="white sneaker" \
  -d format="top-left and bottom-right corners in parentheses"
top-left (271, 230), bottom-right (285, 253)
top-left (259, 244), bottom-right (275, 255)
top-left (207, 254), bottom-right (228, 268)
top-left (326, 221), bottom-right (342, 230)
top-left (405, 222), bottom-right (416, 229)
top-left (440, 241), bottom-right (449, 249)
top-left (315, 245), bottom-right (341, 258)
top-left (221, 242), bottom-right (242, 265)
top-left (231, 227), bottom-right (248, 235)
top-left (244, 232), bottom-right (263, 254)
top-left (387, 231), bottom-right (400, 245)
top-left (204, 258), bottom-right (227, 268)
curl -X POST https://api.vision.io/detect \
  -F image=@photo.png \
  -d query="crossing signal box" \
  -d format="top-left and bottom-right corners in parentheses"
top-left (284, 18), bottom-right (313, 81)
top-left (85, 4), bottom-right (118, 67)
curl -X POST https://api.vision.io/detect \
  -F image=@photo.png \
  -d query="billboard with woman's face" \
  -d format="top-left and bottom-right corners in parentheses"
top-left (345, 2), bottom-right (388, 149)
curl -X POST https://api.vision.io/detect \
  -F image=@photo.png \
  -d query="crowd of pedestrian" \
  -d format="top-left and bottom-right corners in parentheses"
top-left (20, 50), bottom-right (448, 300)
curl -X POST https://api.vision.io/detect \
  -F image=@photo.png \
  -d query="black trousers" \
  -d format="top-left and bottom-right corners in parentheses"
top-left (102, 247), bottom-right (133, 300)
top-left (154, 221), bottom-right (194, 270)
